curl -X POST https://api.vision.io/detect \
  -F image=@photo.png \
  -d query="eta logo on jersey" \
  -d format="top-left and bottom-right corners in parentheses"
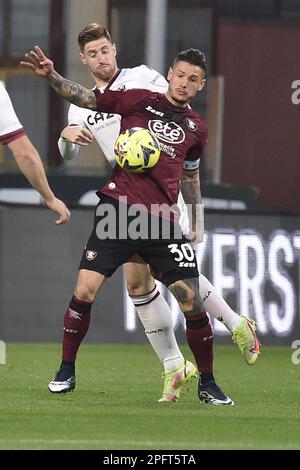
top-left (148, 120), bottom-right (185, 144)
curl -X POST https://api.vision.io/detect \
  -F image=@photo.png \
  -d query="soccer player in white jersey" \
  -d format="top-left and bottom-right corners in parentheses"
top-left (22, 25), bottom-right (260, 405)
top-left (0, 82), bottom-right (70, 224)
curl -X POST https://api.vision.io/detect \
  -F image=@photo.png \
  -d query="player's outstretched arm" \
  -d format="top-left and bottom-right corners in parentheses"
top-left (9, 135), bottom-right (70, 225)
top-left (44, 196), bottom-right (71, 225)
top-left (21, 45), bottom-right (96, 110)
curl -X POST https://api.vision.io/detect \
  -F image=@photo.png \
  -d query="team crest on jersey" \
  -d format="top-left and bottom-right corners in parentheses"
top-left (185, 118), bottom-right (198, 132)
top-left (86, 250), bottom-right (97, 261)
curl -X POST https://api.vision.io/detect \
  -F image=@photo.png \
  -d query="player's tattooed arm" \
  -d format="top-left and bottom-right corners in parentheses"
top-left (21, 45), bottom-right (96, 109)
top-left (49, 70), bottom-right (96, 110)
top-left (181, 169), bottom-right (204, 243)
top-left (181, 169), bottom-right (201, 212)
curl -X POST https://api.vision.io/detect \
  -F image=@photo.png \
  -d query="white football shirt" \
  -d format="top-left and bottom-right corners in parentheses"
top-left (0, 82), bottom-right (26, 145)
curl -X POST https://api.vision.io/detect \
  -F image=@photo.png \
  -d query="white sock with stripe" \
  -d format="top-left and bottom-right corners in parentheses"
top-left (199, 274), bottom-right (242, 331)
top-left (131, 285), bottom-right (184, 372)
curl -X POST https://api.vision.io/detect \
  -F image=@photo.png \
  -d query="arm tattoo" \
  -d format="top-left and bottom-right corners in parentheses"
top-left (48, 70), bottom-right (97, 109)
top-left (181, 171), bottom-right (202, 228)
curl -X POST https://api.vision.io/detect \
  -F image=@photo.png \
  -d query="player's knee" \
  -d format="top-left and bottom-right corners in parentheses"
top-left (126, 275), bottom-right (155, 296)
top-left (74, 284), bottom-right (97, 302)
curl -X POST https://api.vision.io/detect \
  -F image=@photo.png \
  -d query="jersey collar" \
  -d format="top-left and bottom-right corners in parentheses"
top-left (106, 68), bottom-right (122, 89)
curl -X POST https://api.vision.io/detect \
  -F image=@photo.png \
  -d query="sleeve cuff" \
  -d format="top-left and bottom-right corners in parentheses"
top-left (183, 159), bottom-right (200, 171)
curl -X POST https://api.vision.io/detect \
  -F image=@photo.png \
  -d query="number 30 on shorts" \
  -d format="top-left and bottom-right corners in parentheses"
top-left (168, 243), bottom-right (196, 267)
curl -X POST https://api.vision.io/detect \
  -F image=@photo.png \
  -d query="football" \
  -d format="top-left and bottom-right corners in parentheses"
top-left (114, 127), bottom-right (160, 174)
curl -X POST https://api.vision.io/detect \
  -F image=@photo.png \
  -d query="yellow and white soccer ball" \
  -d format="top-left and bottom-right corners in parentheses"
top-left (114, 127), bottom-right (160, 174)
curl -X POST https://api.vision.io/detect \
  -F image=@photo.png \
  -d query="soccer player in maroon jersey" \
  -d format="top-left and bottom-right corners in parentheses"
top-left (21, 45), bottom-right (260, 404)
top-left (0, 82), bottom-right (70, 224)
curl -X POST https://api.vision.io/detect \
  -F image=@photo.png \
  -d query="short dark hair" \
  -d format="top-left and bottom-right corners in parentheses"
top-left (78, 23), bottom-right (112, 52)
top-left (173, 48), bottom-right (207, 76)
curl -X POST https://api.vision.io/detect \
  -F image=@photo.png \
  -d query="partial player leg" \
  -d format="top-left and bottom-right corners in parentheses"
top-left (141, 233), bottom-right (233, 405)
top-left (48, 269), bottom-right (106, 393)
top-left (124, 256), bottom-right (194, 402)
top-left (199, 274), bottom-right (241, 330)
top-left (49, 194), bottom-right (143, 394)
top-left (199, 274), bottom-right (261, 365)
top-left (169, 277), bottom-right (234, 405)
top-left (124, 256), bottom-right (185, 374)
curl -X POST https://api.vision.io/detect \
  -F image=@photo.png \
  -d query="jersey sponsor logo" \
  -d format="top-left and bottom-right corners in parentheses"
top-left (87, 112), bottom-right (115, 126)
top-left (86, 250), bottom-right (97, 261)
top-left (148, 120), bottom-right (185, 144)
top-left (159, 142), bottom-right (176, 158)
top-left (146, 105), bottom-right (164, 117)
top-left (178, 261), bottom-right (196, 267)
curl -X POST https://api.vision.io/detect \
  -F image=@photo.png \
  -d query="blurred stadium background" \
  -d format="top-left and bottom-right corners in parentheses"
top-left (1, 0), bottom-right (300, 452)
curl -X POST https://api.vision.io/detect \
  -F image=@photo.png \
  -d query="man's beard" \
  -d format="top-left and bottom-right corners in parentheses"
top-left (172, 94), bottom-right (189, 106)
top-left (94, 65), bottom-right (115, 81)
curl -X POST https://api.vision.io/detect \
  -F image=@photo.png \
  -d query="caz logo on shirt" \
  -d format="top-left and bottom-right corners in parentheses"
top-left (86, 112), bottom-right (115, 126)
top-left (148, 120), bottom-right (185, 144)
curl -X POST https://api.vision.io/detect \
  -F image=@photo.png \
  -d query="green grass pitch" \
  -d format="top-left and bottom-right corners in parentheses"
top-left (0, 343), bottom-right (299, 450)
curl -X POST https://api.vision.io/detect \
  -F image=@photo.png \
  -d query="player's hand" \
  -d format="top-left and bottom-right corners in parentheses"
top-left (20, 45), bottom-right (54, 77)
top-left (61, 126), bottom-right (94, 146)
top-left (44, 196), bottom-right (71, 225)
top-left (186, 224), bottom-right (204, 246)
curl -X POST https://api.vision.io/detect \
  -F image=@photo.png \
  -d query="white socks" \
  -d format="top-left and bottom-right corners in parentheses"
top-left (199, 274), bottom-right (242, 332)
top-left (130, 275), bottom-right (242, 373)
top-left (131, 286), bottom-right (184, 372)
